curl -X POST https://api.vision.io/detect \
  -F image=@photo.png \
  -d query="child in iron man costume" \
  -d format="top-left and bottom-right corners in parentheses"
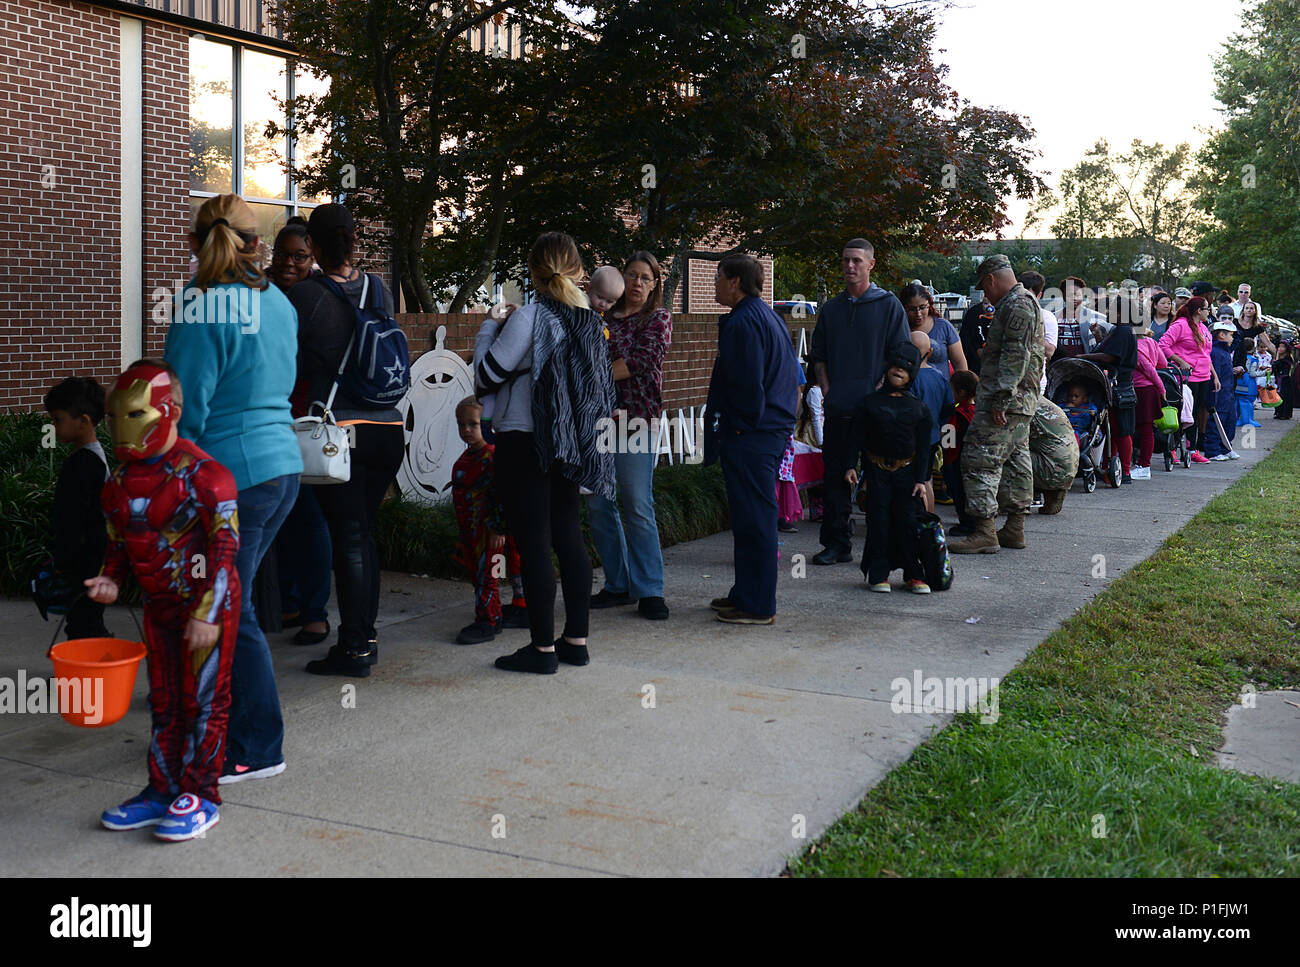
top-left (86, 360), bottom-right (241, 843)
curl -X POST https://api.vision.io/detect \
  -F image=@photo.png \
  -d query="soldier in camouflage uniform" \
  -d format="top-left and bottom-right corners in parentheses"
top-left (998, 397), bottom-right (1078, 515)
top-left (950, 254), bottom-right (1045, 553)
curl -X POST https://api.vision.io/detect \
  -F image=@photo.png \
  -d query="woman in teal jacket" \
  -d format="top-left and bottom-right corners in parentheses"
top-left (164, 193), bottom-right (302, 785)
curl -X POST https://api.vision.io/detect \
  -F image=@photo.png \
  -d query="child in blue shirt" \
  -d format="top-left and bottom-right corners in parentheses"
top-left (1236, 337), bottom-right (1263, 428)
top-left (1063, 382), bottom-right (1099, 449)
top-left (909, 330), bottom-right (953, 512)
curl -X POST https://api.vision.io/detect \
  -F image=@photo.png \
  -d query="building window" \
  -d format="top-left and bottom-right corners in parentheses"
top-left (188, 34), bottom-right (328, 238)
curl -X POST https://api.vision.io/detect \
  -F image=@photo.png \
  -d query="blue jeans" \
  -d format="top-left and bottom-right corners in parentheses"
top-left (276, 485), bottom-right (332, 624)
top-left (587, 449), bottom-right (664, 599)
top-left (227, 473), bottom-right (299, 769)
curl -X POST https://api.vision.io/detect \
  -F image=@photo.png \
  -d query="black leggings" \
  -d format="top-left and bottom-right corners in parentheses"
top-left (493, 431), bottom-right (591, 646)
top-left (313, 422), bottom-right (404, 649)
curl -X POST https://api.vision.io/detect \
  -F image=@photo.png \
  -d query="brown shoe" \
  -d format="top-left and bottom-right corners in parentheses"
top-left (1039, 489), bottom-right (1067, 515)
top-left (716, 608), bottom-right (775, 625)
top-left (709, 597), bottom-right (734, 611)
top-left (996, 512), bottom-right (1027, 549)
top-left (948, 517), bottom-right (999, 554)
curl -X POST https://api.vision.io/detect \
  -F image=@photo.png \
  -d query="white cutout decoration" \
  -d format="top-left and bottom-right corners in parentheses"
top-left (395, 325), bottom-right (475, 503)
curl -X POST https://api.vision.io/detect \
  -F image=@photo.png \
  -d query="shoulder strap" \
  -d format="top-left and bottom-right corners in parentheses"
top-left (312, 273), bottom-right (364, 413)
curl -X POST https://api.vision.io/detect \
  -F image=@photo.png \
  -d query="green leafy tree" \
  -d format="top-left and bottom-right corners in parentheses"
top-left (1194, 0), bottom-right (1300, 319)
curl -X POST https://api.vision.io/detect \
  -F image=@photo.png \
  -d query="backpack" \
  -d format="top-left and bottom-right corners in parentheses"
top-left (915, 503), bottom-right (954, 591)
top-left (315, 273), bottom-right (410, 408)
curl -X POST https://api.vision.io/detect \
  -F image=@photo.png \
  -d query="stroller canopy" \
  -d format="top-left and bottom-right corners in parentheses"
top-left (1046, 357), bottom-right (1115, 409)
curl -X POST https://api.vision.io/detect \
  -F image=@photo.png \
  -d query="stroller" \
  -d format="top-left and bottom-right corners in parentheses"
top-left (1152, 367), bottom-right (1190, 471)
top-left (1046, 358), bottom-right (1121, 492)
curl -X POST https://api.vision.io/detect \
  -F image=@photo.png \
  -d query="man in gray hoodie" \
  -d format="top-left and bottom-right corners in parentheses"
top-left (807, 238), bottom-right (912, 565)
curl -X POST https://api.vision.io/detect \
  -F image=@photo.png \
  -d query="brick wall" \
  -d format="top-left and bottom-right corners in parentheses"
top-left (0, 0), bottom-right (121, 409)
top-left (397, 310), bottom-right (810, 414)
top-left (141, 17), bottom-right (189, 358)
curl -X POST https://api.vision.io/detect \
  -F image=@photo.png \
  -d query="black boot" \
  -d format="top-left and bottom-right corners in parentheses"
top-left (306, 644), bottom-right (371, 678)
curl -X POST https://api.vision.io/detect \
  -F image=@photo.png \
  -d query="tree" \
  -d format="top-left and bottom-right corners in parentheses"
top-left (1194, 0), bottom-right (1300, 319)
top-left (1048, 139), bottom-right (1201, 290)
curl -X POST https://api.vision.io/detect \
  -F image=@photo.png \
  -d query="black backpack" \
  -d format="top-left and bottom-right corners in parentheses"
top-left (914, 503), bottom-right (954, 591)
top-left (315, 273), bottom-right (410, 408)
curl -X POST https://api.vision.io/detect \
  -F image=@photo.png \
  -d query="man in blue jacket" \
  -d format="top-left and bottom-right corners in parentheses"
top-left (807, 238), bottom-right (912, 565)
top-left (704, 254), bottom-right (799, 624)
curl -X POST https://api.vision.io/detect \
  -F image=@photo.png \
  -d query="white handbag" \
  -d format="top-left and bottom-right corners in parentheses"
top-left (294, 336), bottom-right (353, 485)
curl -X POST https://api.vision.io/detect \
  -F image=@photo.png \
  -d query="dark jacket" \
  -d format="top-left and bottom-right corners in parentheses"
top-left (809, 284), bottom-right (911, 412)
top-left (704, 296), bottom-right (799, 462)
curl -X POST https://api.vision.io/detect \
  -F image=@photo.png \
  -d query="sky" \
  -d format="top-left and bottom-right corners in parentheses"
top-left (931, 0), bottom-right (1249, 237)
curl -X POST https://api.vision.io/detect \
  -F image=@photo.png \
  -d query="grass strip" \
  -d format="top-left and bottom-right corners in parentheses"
top-left (789, 427), bottom-right (1300, 877)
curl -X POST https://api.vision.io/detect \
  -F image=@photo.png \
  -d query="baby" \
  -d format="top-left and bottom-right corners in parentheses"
top-left (1063, 382), bottom-right (1099, 449)
top-left (478, 267), bottom-right (624, 426)
top-left (588, 265), bottom-right (625, 314)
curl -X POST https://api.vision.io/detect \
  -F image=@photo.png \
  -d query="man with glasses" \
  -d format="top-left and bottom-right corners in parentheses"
top-left (1232, 282), bottom-right (1259, 319)
top-left (806, 238), bottom-right (911, 566)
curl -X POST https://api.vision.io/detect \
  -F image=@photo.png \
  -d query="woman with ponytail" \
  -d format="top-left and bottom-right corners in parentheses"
top-left (1158, 296), bottom-right (1217, 462)
top-left (164, 193), bottom-right (302, 783)
top-left (473, 232), bottom-right (617, 674)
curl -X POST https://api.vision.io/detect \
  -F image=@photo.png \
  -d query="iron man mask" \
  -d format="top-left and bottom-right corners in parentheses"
top-left (108, 363), bottom-right (178, 461)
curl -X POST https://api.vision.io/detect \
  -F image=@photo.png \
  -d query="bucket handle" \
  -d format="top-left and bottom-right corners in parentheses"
top-left (46, 592), bottom-right (145, 659)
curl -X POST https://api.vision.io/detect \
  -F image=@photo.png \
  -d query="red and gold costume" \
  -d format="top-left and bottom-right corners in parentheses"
top-left (451, 443), bottom-right (523, 624)
top-left (101, 364), bottom-right (240, 804)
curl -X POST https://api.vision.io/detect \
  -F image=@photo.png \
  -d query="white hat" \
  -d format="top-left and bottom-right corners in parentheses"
top-left (1211, 319), bottom-right (1235, 333)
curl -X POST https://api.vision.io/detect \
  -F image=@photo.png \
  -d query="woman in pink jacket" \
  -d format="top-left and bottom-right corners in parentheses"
top-left (1158, 297), bottom-right (1218, 462)
top-left (1132, 321), bottom-right (1170, 477)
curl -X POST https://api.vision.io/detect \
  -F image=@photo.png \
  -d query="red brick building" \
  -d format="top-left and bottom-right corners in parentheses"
top-left (0, 0), bottom-right (777, 412)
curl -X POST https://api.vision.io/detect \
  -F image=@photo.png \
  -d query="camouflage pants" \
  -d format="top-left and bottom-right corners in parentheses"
top-left (998, 399), bottom-right (1079, 504)
top-left (961, 413), bottom-right (1031, 518)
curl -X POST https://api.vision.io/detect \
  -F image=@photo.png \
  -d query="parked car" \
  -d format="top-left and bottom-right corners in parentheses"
top-left (1264, 314), bottom-right (1298, 343)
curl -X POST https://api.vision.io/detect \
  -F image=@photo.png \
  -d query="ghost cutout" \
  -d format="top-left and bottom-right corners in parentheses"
top-left (395, 325), bottom-right (475, 503)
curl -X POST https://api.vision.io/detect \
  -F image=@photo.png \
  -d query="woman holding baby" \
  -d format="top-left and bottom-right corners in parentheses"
top-left (586, 252), bottom-right (673, 621)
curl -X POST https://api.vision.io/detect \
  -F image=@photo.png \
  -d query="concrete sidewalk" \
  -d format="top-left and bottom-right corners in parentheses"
top-left (1, 420), bottom-right (1291, 877)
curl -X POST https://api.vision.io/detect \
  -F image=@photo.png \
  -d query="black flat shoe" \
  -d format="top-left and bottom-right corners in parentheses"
top-left (637, 596), bottom-right (670, 620)
top-left (305, 644), bottom-right (370, 678)
top-left (292, 621), bottom-right (330, 646)
top-left (555, 637), bottom-right (589, 666)
top-left (494, 644), bottom-right (558, 675)
top-left (778, 521), bottom-right (798, 533)
top-left (590, 588), bottom-right (634, 609)
top-left (456, 620), bottom-right (498, 645)
top-left (812, 548), bottom-right (852, 565)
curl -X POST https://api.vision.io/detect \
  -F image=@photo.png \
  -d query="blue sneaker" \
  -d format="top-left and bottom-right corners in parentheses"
top-left (152, 793), bottom-right (220, 842)
top-left (101, 791), bottom-right (172, 830)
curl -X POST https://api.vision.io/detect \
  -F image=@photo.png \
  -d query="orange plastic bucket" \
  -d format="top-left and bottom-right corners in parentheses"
top-left (47, 637), bottom-right (147, 728)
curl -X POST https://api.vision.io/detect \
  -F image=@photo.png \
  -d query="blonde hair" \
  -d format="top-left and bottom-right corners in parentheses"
top-left (192, 194), bottom-right (267, 292)
top-left (529, 232), bottom-right (589, 309)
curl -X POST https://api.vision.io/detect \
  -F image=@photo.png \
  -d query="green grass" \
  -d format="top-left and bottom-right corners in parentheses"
top-left (790, 426), bottom-right (1300, 877)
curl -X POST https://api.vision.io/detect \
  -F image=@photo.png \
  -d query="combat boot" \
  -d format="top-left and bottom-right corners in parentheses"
top-left (997, 512), bottom-right (1027, 549)
top-left (1039, 489), bottom-right (1067, 515)
top-left (948, 517), bottom-right (999, 554)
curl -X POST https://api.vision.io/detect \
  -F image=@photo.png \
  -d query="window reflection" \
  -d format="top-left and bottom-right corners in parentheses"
top-left (243, 49), bottom-right (288, 200)
top-left (190, 36), bottom-right (233, 193)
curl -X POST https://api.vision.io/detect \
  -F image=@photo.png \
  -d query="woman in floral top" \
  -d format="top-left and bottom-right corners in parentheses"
top-left (587, 251), bottom-right (672, 620)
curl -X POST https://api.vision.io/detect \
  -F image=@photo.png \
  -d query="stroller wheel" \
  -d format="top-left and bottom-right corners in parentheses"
top-left (1109, 454), bottom-right (1122, 488)
top-left (1084, 470), bottom-right (1097, 493)
top-left (1164, 450), bottom-right (1173, 472)
top-left (1181, 441), bottom-right (1190, 468)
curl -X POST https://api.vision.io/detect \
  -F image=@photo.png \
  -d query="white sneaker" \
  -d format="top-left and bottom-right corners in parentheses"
top-left (1227, 451), bottom-right (1242, 460)
top-left (1211, 454), bottom-right (1230, 462)
top-left (1131, 466), bottom-right (1151, 479)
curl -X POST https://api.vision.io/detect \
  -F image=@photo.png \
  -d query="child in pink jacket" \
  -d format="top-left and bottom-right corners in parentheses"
top-left (1131, 326), bottom-right (1170, 477)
